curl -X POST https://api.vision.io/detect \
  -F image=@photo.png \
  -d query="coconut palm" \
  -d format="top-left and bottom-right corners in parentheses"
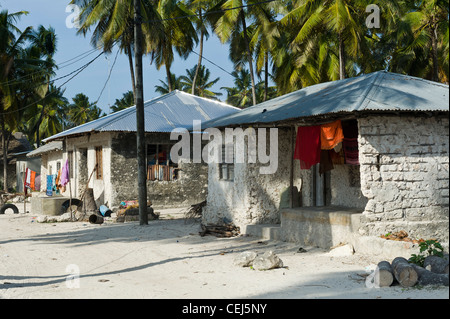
top-left (154, 72), bottom-right (185, 95)
top-left (23, 84), bottom-right (67, 144)
top-left (215, 0), bottom-right (275, 105)
top-left (67, 93), bottom-right (105, 127)
top-left (184, 0), bottom-right (226, 95)
top-left (0, 9), bottom-right (36, 190)
top-left (279, 0), bottom-right (372, 80)
top-left (180, 64), bottom-right (222, 99)
top-left (110, 90), bottom-right (134, 113)
top-left (22, 25), bottom-right (60, 147)
top-left (389, 0), bottom-right (449, 82)
top-left (71, 0), bottom-right (166, 98)
top-left (221, 68), bottom-right (253, 107)
top-left (151, 1), bottom-right (198, 93)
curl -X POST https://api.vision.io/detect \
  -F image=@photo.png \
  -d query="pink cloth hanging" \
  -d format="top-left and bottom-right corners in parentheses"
top-left (60, 159), bottom-right (70, 187)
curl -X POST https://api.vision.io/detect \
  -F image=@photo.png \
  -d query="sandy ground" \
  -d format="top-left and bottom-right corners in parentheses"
top-left (0, 206), bottom-right (448, 300)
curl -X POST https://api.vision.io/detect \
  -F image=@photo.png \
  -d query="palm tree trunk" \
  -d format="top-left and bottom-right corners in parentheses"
top-left (35, 106), bottom-right (46, 148)
top-left (1, 114), bottom-right (8, 192)
top-left (241, 12), bottom-right (257, 106)
top-left (192, 10), bottom-right (204, 95)
top-left (127, 45), bottom-right (137, 100)
top-left (430, 23), bottom-right (439, 82)
top-left (166, 61), bottom-right (173, 93)
top-left (338, 33), bottom-right (346, 80)
top-left (264, 52), bottom-right (269, 102)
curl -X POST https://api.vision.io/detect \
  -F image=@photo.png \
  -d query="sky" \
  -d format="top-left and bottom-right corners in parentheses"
top-left (0, 0), bottom-right (237, 114)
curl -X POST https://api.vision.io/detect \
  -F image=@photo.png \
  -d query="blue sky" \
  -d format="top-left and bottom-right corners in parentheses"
top-left (1, 0), bottom-right (237, 114)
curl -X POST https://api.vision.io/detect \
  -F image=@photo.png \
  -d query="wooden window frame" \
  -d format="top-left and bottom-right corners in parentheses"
top-left (68, 151), bottom-right (74, 179)
top-left (146, 144), bottom-right (178, 181)
top-left (95, 146), bottom-right (103, 180)
top-left (219, 144), bottom-right (234, 181)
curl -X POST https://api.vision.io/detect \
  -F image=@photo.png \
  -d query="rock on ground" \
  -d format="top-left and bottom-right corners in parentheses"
top-left (252, 251), bottom-right (284, 271)
top-left (233, 251), bottom-right (258, 267)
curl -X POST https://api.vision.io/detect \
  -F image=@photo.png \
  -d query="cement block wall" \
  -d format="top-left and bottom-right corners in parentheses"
top-left (358, 115), bottom-right (449, 245)
top-left (110, 132), bottom-right (208, 209)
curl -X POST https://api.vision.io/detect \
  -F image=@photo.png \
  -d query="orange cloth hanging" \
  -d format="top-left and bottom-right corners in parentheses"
top-left (30, 170), bottom-right (36, 190)
top-left (320, 120), bottom-right (344, 150)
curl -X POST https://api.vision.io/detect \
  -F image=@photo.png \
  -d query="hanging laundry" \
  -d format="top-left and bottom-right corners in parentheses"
top-left (55, 169), bottom-right (62, 190)
top-left (343, 138), bottom-right (359, 165)
top-left (294, 125), bottom-right (321, 170)
top-left (320, 120), bottom-right (344, 150)
top-left (319, 150), bottom-right (334, 174)
top-left (35, 175), bottom-right (41, 192)
top-left (24, 168), bottom-right (31, 188)
top-left (331, 145), bottom-right (345, 164)
top-left (30, 170), bottom-right (36, 190)
top-left (60, 159), bottom-right (70, 187)
top-left (46, 175), bottom-right (53, 196)
top-left (52, 174), bottom-right (57, 192)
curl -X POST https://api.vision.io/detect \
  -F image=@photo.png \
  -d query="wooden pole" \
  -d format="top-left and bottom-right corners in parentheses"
top-left (23, 164), bottom-right (26, 214)
top-left (134, 0), bottom-right (148, 225)
top-left (290, 127), bottom-right (294, 208)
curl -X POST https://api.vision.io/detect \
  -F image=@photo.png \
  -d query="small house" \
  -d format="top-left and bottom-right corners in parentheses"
top-left (201, 71), bottom-right (449, 254)
top-left (28, 90), bottom-right (239, 210)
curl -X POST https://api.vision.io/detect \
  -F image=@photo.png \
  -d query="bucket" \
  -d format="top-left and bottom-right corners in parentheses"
top-left (89, 214), bottom-right (104, 224)
top-left (99, 205), bottom-right (112, 217)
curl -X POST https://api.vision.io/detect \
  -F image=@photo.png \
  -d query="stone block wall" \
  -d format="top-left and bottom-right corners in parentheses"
top-left (110, 132), bottom-right (208, 209)
top-left (358, 115), bottom-right (449, 244)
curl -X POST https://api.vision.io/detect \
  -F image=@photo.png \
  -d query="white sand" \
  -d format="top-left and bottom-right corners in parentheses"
top-left (0, 207), bottom-right (448, 299)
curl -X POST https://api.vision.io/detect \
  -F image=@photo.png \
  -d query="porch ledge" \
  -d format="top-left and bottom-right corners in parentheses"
top-left (280, 206), bottom-right (363, 249)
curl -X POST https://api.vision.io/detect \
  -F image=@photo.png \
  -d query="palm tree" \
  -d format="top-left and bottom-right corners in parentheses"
top-left (389, 0), bottom-right (449, 82)
top-left (71, 0), bottom-right (166, 98)
top-left (25, 25), bottom-right (59, 147)
top-left (184, 0), bottom-right (226, 95)
top-left (221, 68), bottom-right (253, 107)
top-left (22, 84), bottom-right (67, 146)
top-left (110, 90), bottom-right (134, 113)
top-left (67, 93), bottom-right (105, 127)
top-left (215, 0), bottom-right (274, 105)
top-left (180, 64), bottom-right (222, 99)
top-left (280, 0), bottom-right (371, 80)
top-left (0, 9), bottom-right (34, 190)
top-left (154, 72), bottom-right (185, 95)
top-left (151, 1), bottom-right (198, 93)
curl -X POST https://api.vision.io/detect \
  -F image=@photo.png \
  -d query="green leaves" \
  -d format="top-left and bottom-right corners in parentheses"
top-left (409, 239), bottom-right (444, 267)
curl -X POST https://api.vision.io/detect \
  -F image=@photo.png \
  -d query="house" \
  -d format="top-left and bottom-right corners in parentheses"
top-left (200, 71), bottom-right (449, 254)
top-left (27, 90), bottom-right (239, 210)
top-left (0, 132), bottom-right (36, 192)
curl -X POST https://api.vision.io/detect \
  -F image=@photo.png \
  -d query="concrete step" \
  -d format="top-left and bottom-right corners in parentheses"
top-left (244, 224), bottom-right (282, 241)
top-left (280, 206), bottom-right (363, 249)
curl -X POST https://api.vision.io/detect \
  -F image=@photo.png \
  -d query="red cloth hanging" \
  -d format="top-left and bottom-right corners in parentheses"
top-left (294, 125), bottom-right (321, 170)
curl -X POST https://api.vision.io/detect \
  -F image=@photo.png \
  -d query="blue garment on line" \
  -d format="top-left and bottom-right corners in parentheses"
top-left (46, 175), bottom-right (53, 196)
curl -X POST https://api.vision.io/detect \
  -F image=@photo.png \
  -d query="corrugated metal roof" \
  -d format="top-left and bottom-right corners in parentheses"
top-left (202, 71), bottom-right (449, 129)
top-left (43, 90), bottom-right (240, 142)
top-left (27, 141), bottom-right (63, 157)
